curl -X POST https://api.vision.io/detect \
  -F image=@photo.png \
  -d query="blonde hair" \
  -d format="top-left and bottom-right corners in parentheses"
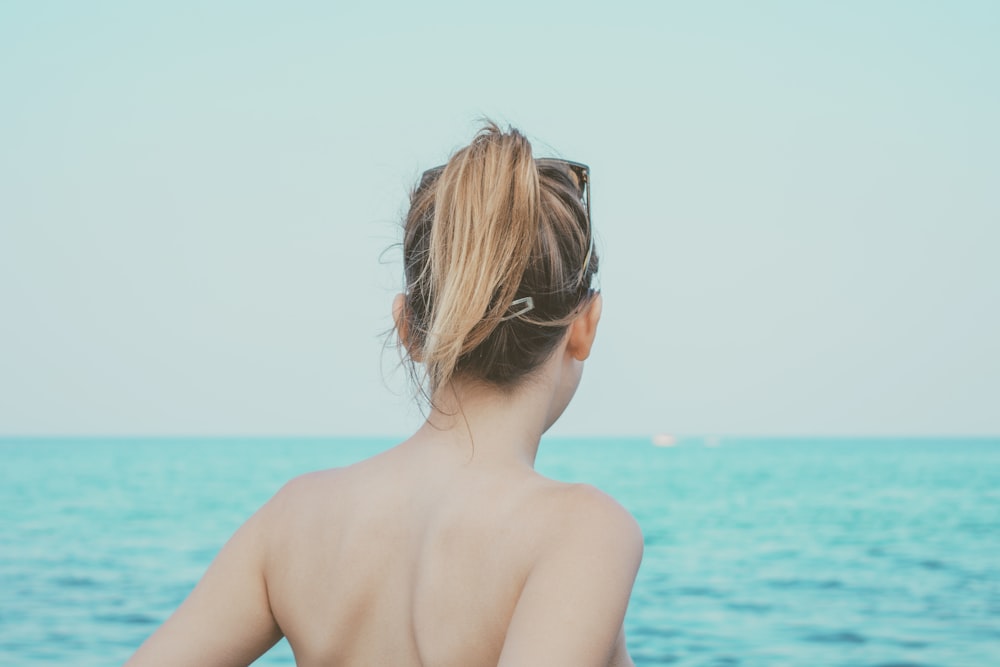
top-left (399, 121), bottom-right (597, 398)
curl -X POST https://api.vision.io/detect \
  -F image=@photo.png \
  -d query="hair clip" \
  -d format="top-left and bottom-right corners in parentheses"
top-left (501, 296), bottom-right (534, 321)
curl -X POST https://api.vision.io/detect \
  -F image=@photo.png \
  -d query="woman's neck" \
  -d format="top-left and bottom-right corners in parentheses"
top-left (411, 375), bottom-right (557, 469)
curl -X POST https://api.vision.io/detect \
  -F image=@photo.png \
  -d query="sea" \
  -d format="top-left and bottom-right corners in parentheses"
top-left (1, 436), bottom-right (998, 667)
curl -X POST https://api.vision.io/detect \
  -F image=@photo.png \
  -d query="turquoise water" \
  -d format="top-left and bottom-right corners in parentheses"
top-left (2, 437), bottom-right (998, 666)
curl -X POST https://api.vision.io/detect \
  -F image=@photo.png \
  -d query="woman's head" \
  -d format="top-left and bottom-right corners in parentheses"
top-left (397, 121), bottom-right (599, 398)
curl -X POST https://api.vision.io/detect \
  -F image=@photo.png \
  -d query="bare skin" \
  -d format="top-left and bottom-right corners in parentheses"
top-left (125, 294), bottom-right (643, 667)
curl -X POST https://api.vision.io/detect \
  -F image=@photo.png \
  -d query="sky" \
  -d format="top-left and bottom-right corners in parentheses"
top-left (1, 1), bottom-right (998, 437)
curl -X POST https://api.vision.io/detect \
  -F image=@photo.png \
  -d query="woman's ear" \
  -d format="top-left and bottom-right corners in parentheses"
top-left (393, 293), bottom-right (423, 361)
top-left (392, 293), bottom-right (410, 349)
top-left (566, 293), bottom-right (603, 361)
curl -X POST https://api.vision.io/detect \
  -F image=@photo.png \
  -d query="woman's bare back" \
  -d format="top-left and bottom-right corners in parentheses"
top-left (265, 440), bottom-right (595, 666)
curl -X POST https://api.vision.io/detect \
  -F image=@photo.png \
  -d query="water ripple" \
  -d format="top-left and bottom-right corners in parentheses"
top-left (803, 630), bottom-right (868, 645)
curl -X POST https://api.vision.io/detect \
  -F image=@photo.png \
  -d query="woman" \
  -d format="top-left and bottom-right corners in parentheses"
top-left (126, 122), bottom-right (644, 666)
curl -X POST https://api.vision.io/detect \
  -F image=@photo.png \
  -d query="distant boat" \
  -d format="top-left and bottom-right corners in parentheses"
top-left (703, 435), bottom-right (722, 448)
top-left (652, 433), bottom-right (678, 447)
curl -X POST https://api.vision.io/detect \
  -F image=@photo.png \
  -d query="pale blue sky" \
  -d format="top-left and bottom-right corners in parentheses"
top-left (2, 2), bottom-right (997, 436)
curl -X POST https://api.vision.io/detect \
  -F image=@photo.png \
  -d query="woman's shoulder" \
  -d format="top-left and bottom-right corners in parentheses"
top-left (261, 448), bottom-right (414, 522)
top-left (255, 466), bottom-right (357, 532)
top-left (269, 467), bottom-right (342, 502)
top-left (522, 476), bottom-right (644, 563)
top-left (271, 449), bottom-right (395, 499)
